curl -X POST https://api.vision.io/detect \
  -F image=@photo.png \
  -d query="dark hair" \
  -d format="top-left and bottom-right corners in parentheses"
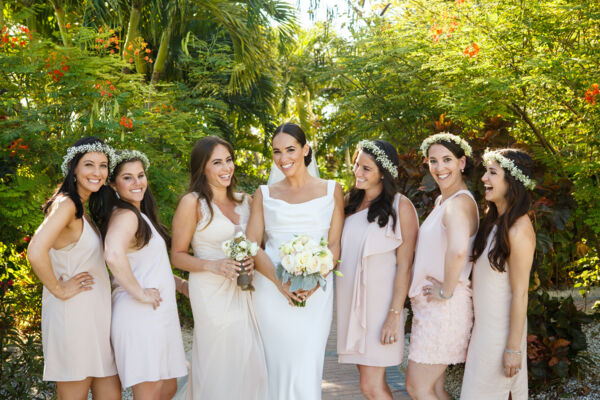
top-left (43, 136), bottom-right (111, 218)
top-left (426, 139), bottom-right (474, 177)
top-left (345, 140), bottom-right (400, 229)
top-left (273, 123), bottom-right (312, 166)
top-left (471, 149), bottom-right (534, 272)
top-left (188, 136), bottom-right (241, 226)
top-left (91, 154), bottom-right (170, 249)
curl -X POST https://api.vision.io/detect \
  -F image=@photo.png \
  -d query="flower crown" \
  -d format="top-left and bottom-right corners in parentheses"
top-left (420, 132), bottom-right (473, 157)
top-left (357, 140), bottom-right (399, 179)
top-left (61, 142), bottom-right (116, 176)
top-left (483, 149), bottom-right (536, 190)
top-left (110, 150), bottom-right (150, 175)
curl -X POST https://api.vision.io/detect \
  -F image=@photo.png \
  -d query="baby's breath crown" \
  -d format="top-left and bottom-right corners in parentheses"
top-left (483, 149), bottom-right (536, 190)
top-left (61, 143), bottom-right (116, 177)
top-left (357, 140), bottom-right (399, 179)
top-left (110, 150), bottom-right (150, 175)
top-left (420, 132), bottom-right (473, 157)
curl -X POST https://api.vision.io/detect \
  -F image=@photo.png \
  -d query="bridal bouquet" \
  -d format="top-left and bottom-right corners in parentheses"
top-left (222, 232), bottom-right (259, 291)
top-left (275, 234), bottom-right (341, 307)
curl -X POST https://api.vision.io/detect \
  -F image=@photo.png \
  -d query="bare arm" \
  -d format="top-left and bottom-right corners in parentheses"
top-left (245, 188), bottom-right (301, 304)
top-left (170, 193), bottom-right (240, 279)
top-left (27, 197), bottom-right (94, 300)
top-left (504, 216), bottom-right (535, 377)
top-left (104, 209), bottom-right (162, 308)
top-left (381, 196), bottom-right (419, 344)
top-left (327, 183), bottom-right (345, 263)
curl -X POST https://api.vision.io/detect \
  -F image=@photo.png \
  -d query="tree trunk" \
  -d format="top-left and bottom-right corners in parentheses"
top-left (123, 0), bottom-right (144, 73)
top-left (151, 28), bottom-right (171, 83)
top-left (51, 1), bottom-right (69, 47)
top-left (0, 0), bottom-right (5, 27)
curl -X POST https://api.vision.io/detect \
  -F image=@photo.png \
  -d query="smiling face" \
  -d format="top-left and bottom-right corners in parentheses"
top-left (353, 150), bottom-right (383, 192)
top-left (272, 132), bottom-right (309, 177)
top-left (73, 151), bottom-right (109, 198)
top-left (111, 160), bottom-right (147, 209)
top-left (482, 159), bottom-right (509, 207)
top-left (427, 143), bottom-right (466, 192)
top-left (204, 144), bottom-right (234, 190)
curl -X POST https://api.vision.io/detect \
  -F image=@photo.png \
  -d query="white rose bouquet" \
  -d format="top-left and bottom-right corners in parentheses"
top-left (275, 234), bottom-right (341, 307)
top-left (222, 232), bottom-right (259, 291)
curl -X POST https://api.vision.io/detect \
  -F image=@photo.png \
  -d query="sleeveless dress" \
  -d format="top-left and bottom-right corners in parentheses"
top-left (337, 193), bottom-right (418, 366)
top-left (460, 226), bottom-right (528, 399)
top-left (43, 217), bottom-right (117, 381)
top-left (184, 194), bottom-right (268, 400)
top-left (408, 189), bottom-right (478, 365)
top-left (111, 213), bottom-right (187, 388)
top-left (253, 180), bottom-right (336, 400)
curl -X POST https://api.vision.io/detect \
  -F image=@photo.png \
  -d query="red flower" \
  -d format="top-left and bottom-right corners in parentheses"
top-left (464, 42), bottom-right (480, 57)
top-left (24, 236), bottom-right (31, 243)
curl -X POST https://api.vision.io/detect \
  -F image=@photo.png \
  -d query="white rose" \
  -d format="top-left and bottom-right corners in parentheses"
top-left (296, 251), bottom-right (311, 271)
top-left (293, 242), bottom-right (305, 253)
top-left (249, 242), bottom-right (259, 256)
top-left (235, 231), bottom-right (244, 238)
top-left (306, 255), bottom-right (320, 274)
top-left (281, 255), bottom-right (295, 273)
top-left (239, 241), bottom-right (248, 249)
top-left (235, 252), bottom-right (245, 261)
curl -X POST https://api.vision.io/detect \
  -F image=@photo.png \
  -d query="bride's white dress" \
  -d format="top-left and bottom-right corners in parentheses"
top-left (253, 180), bottom-right (336, 400)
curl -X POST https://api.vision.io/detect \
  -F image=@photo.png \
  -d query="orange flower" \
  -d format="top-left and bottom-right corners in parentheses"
top-left (145, 48), bottom-right (151, 54)
top-left (129, 58), bottom-right (134, 63)
top-left (127, 43), bottom-right (133, 51)
top-left (66, 23), bottom-right (71, 29)
top-left (134, 49), bottom-right (139, 55)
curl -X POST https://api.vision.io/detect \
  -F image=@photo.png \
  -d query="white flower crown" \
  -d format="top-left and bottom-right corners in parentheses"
top-left (61, 142), bottom-right (116, 177)
top-left (420, 132), bottom-right (473, 157)
top-left (111, 150), bottom-right (150, 175)
top-left (357, 140), bottom-right (399, 179)
top-left (483, 149), bottom-right (536, 190)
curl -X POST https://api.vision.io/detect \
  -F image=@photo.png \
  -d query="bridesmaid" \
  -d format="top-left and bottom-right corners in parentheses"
top-left (460, 149), bottom-right (536, 399)
top-left (337, 140), bottom-right (418, 400)
top-left (405, 133), bottom-right (479, 400)
top-left (170, 136), bottom-right (267, 399)
top-left (27, 137), bottom-right (120, 399)
top-left (98, 150), bottom-right (187, 399)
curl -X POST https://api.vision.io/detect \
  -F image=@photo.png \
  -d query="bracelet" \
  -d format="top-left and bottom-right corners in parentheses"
top-left (389, 308), bottom-right (401, 315)
top-left (439, 287), bottom-right (453, 300)
top-left (504, 348), bottom-right (522, 355)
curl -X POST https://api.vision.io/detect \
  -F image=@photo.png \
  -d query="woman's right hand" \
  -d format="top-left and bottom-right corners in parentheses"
top-left (276, 280), bottom-right (304, 306)
top-left (136, 288), bottom-right (163, 309)
top-left (57, 272), bottom-right (94, 300)
top-left (209, 258), bottom-right (242, 280)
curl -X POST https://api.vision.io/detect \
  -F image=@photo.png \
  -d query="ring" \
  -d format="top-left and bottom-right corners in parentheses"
top-left (390, 336), bottom-right (395, 342)
top-left (81, 281), bottom-right (85, 287)
top-left (425, 288), bottom-right (431, 294)
top-left (515, 368), bottom-right (520, 373)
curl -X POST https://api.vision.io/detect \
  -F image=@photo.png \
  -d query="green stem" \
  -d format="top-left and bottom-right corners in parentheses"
top-left (0, 0), bottom-right (5, 28)
top-left (151, 28), bottom-right (171, 83)
top-left (52, 2), bottom-right (69, 47)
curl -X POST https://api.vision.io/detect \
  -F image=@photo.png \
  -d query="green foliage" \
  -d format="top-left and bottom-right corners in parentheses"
top-left (0, 242), bottom-right (51, 399)
top-left (526, 292), bottom-right (596, 387)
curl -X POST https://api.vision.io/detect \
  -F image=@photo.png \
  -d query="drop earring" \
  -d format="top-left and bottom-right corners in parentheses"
top-left (115, 191), bottom-right (120, 200)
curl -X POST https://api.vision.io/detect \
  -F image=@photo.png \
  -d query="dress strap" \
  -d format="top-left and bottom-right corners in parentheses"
top-left (326, 180), bottom-right (335, 198)
top-left (260, 185), bottom-right (269, 199)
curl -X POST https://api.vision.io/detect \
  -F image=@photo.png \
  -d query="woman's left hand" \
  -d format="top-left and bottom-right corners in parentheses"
top-left (423, 275), bottom-right (448, 302)
top-left (503, 350), bottom-right (522, 377)
top-left (380, 312), bottom-right (401, 345)
top-left (295, 283), bottom-right (320, 302)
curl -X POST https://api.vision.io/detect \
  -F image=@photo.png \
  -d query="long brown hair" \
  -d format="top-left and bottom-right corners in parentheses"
top-left (471, 149), bottom-right (534, 271)
top-left (188, 136), bottom-right (241, 226)
top-left (91, 156), bottom-right (170, 249)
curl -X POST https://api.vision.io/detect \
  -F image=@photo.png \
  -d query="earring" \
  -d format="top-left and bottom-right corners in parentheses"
top-left (115, 191), bottom-right (120, 200)
top-left (461, 168), bottom-right (464, 173)
top-left (73, 176), bottom-right (77, 183)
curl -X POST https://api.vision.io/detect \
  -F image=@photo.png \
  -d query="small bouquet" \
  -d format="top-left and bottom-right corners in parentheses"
top-left (275, 234), bottom-right (341, 307)
top-left (222, 232), bottom-right (259, 291)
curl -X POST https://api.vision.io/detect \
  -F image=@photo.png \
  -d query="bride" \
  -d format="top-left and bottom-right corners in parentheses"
top-left (246, 123), bottom-right (344, 399)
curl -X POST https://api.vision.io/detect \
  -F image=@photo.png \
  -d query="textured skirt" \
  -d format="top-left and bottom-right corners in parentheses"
top-left (408, 283), bottom-right (473, 365)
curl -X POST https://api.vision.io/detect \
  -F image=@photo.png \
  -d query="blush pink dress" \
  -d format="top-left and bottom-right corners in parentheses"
top-left (111, 213), bottom-right (187, 388)
top-left (337, 193), bottom-right (417, 366)
top-left (460, 226), bottom-right (528, 399)
top-left (408, 190), bottom-right (477, 365)
top-left (183, 194), bottom-right (268, 400)
top-left (43, 216), bottom-right (117, 381)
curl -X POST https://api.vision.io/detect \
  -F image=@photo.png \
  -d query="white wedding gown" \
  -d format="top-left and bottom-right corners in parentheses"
top-left (253, 180), bottom-right (336, 400)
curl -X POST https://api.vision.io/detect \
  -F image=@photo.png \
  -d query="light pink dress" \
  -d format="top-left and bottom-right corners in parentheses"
top-left (184, 194), bottom-right (268, 400)
top-left (460, 226), bottom-right (528, 399)
top-left (408, 189), bottom-right (477, 365)
top-left (337, 193), bottom-right (417, 366)
top-left (43, 217), bottom-right (117, 381)
top-left (111, 213), bottom-right (187, 388)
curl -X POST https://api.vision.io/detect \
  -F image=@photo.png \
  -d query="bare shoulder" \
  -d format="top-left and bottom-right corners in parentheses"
top-left (446, 192), bottom-right (476, 216)
top-left (49, 194), bottom-right (77, 216)
top-left (509, 215), bottom-right (535, 245)
top-left (398, 195), bottom-right (417, 217)
top-left (178, 192), bottom-right (199, 209)
top-left (110, 208), bottom-right (138, 225)
top-left (331, 180), bottom-right (343, 195)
